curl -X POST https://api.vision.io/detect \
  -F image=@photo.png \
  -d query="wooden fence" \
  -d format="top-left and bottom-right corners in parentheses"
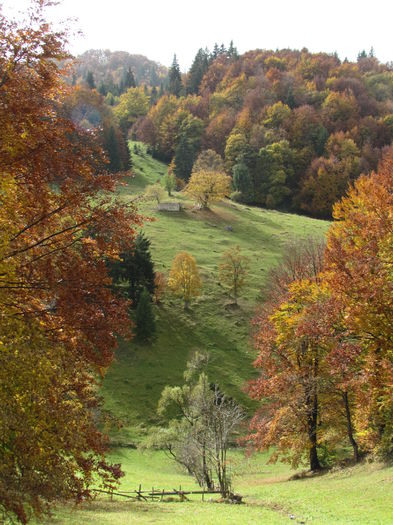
top-left (93, 485), bottom-right (222, 502)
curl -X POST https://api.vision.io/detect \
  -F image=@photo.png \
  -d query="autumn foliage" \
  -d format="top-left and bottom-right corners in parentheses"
top-left (247, 150), bottom-right (393, 469)
top-left (168, 252), bottom-right (202, 308)
top-left (184, 169), bottom-right (231, 209)
top-left (0, 3), bottom-right (140, 522)
top-left (138, 47), bottom-right (393, 217)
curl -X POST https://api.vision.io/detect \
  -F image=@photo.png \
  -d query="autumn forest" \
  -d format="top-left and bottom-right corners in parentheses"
top-left (1, 1), bottom-right (393, 524)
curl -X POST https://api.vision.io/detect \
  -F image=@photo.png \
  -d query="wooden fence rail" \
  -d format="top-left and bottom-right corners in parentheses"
top-left (92, 485), bottom-right (222, 502)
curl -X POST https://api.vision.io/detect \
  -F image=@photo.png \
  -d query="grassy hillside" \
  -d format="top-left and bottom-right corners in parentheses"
top-left (103, 142), bottom-right (329, 444)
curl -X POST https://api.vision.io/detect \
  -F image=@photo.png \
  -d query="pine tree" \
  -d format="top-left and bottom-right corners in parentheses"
top-left (122, 67), bottom-right (136, 91)
top-left (135, 287), bottom-right (156, 341)
top-left (174, 135), bottom-right (196, 180)
top-left (151, 85), bottom-right (158, 104)
top-left (108, 233), bottom-right (155, 307)
top-left (168, 54), bottom-right (183, 97)
top-left (98, 81), bottom-right (107, 96)
top-left (228, 40), bottom-right (239, 59)
top-left (104, 126), bottom-right (121, 172)
top-left (86, 70), bottom-right (95, 89)
top-left (187, 48), bottom-right (209, 95)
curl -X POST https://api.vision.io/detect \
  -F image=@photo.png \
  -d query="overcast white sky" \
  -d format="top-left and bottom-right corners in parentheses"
top-left (2, 0), bottom-right (393, 70)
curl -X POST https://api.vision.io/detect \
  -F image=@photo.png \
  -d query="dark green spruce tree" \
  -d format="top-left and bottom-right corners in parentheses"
top-left (186, 48), bottom-right (209, 95)
top-left (121, 67), bottom-right (136, 92)
top-left (168, 54), bottom-right (183, 97)
top-left (135, 287), bottom-right (156, 342)
top-left (108, 233), bottom-right (155, 307)
top-left (86, 70), bottom-right (95, 89)
top-left (173, 135), bottom-right (196, 180)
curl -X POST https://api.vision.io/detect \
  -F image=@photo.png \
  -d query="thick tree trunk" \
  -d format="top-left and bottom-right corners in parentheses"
top-left (343, 390), bottom-right (359, 462)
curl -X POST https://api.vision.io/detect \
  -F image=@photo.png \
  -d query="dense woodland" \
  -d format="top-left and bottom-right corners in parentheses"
top-left (75, 44), bottom-right (393, 219)
top-left (1, 1), bottom-right (393, 523)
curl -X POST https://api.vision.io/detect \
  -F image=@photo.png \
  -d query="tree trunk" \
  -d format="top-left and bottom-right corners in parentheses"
top-left (307, 347), bottom-right (321, 472)
top-left (308, 391), bottom-right (321, 471)
top-left (202, 442), bottom-right (213, 490)
top-left (343, 390), bottom-right (359, 462)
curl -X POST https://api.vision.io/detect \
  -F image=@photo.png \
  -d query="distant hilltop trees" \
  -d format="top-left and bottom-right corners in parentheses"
top-left (73, 49), bottom-right (168, 95)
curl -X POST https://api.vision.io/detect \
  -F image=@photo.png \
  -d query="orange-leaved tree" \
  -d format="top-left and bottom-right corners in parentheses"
top-left (325, 148), bottom-right (393, 458)
top-left (0, 2), bottom-right (141, 522)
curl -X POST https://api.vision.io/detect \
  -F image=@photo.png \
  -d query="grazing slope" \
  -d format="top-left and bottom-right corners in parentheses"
top-left (102, 143), bottom-right (329, 445)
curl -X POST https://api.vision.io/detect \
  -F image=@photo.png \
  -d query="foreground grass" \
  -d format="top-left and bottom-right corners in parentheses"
top-left (103, 143), bottom-right (329, 444)
top-left (44, 449), bottom-right (393, 524)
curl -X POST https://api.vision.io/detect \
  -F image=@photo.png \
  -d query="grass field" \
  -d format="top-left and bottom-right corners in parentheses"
top-left (44, 449), bottom-right (393, 524)
top-left (103, 142), bottom-right (329, 445)
top-left (41, 144), bottom-right (393, 524)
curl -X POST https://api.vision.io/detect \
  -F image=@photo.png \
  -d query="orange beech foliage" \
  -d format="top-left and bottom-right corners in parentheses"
top-left (248, 279), bottom-right (327, 471)
top-left (325, 149), bottom-right (393, 457)
top-left (247, 241), bottom-right (328, 471)
top-left (0, 2), bottom-right (141, 522)
top-left (248, 275), bottom-right (362, 469)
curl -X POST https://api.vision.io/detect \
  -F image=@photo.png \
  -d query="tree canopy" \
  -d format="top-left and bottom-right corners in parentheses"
top-left (0, 3), bottom-right (141, 521)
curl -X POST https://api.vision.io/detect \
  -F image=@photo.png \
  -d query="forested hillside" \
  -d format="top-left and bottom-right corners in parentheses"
top-left (135, 47), bottom-right (393, 217)
top-left (74, 49), bottom-right (168, 93)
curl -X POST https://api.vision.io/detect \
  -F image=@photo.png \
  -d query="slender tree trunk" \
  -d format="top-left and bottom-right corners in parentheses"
top-left (343, 390), bottom-right (359, 462)
top-left (307, 346), bottom-right (321, 472)
top-left (202, 442), bottom-right (213, 489)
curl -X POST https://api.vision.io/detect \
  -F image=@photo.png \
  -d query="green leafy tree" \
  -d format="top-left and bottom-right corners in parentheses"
top-left (145, 183), bottom-right (165, 204)
top-left (146, 353), bottom-right (244, 495)
top-left (163, 172), bottom-right (176, 196)
top-left (219, 246), bottom-right (249, 304)
top-left (114, 87), bottom-right (150, 132)
top-left (258, 141), bottom-right (296, 208)
top-left (224, 131), bottom-right (248, 171)
top-left (232, 159), bottom-right (254, 202)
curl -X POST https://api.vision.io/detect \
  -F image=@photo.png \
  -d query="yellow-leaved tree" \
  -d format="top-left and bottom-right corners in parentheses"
top-left (184, 170), bottom-right (231, 209)
top-left (168, 252), bottom-right (202, 308)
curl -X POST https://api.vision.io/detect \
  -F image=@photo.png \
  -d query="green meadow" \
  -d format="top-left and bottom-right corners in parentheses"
top-left (104, 142), bottom-right (329, 445)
